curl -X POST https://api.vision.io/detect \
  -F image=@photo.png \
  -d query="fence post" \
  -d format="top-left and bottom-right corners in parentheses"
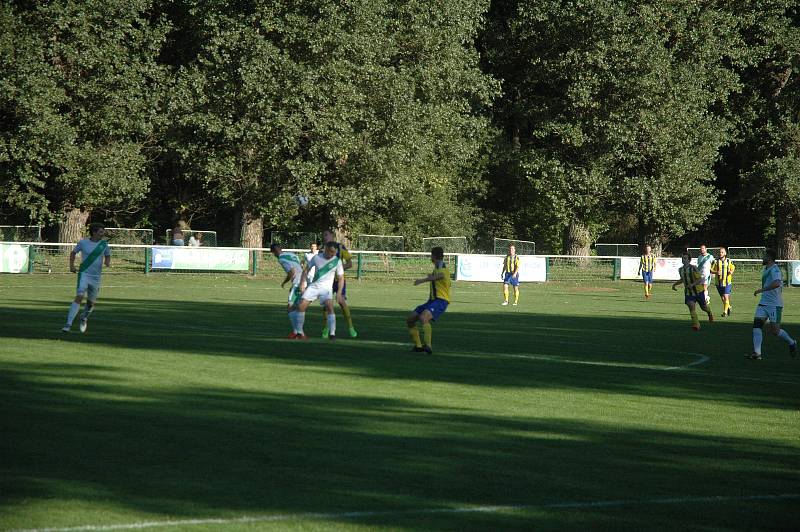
top-left (27, 245), bottom-right (34, 273)
top-left (250, 249), bottom-right (258, 276)
top-left (613, 258), bottom-right (620, 281)
top-left (545, 257), bottom-right (550, 281)
top-left (144, 247), bottom-right (151, 274)
top-left (356, 252), bottom-right (362, 280)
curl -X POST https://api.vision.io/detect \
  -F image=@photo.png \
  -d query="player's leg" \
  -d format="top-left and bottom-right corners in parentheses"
top-left (502, 280), bottom-right (509, 305)
top-left (699, 293), bottom-right (713, 321)
top-left (418, 310), bottom-right (434, 353)
top-left (769, 308), bottom-right (797, 356)
top-left (750, 309), bottom-right (767, 359)
top-left (407, 309), bottom-right (424, 351)
top-left (64, 275), bottom-right (87, 331)
top-left (79, 281), bottom-right (100, 333)
top-left (323, 295), bottom-right (336, 340)
top-left (287, 285), bottom-right (301, 338)
top-left (512, 277), bottom-right (520, 305)
top-left (338, 281), bottom-right (357, 337)
top-left (296, 286), bottom-right (319, 339)
top-left (642, 274), bottom-right (648, 298)
top-left (686, 299), bottom-right (700, 330)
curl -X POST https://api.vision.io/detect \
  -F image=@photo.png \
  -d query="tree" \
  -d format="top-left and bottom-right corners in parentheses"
top-left (0, 1), bottom-right (168, 241)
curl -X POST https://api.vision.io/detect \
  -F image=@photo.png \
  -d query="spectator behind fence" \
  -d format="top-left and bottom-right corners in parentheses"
top-left (189, 232), bottom-right (202, 247)
top-left (172, 227), bottom-right (184, 246)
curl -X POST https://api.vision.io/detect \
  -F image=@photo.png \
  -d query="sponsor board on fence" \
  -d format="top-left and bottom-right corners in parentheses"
top-left (151, 247), bottom-right (249, 271)
top-left (456, 254), bottom-right (547, 282)
top-left (0, 243), bottom-right (30, 273)
top-left (620, 257), bottom-right (682, 281)
top-left (791, 261), bottom-right (800, 286)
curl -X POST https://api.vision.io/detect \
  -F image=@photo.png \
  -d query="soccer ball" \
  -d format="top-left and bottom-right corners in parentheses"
top-left (294, 195), bottom-right (309, 207)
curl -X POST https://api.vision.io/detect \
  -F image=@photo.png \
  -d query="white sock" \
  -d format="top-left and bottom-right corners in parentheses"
top-left (777, 329), bottom-right (796, 346)
top-left (288, 311), bottom-right (298, 333)
top-left (66, 302), bottom-right (80, 326)
top-left (753, 328), bottom-right (763, 354)
top-left (327, 312), bottom-right (336, 336)
top-left (296, 312), bottom-right (305, 335)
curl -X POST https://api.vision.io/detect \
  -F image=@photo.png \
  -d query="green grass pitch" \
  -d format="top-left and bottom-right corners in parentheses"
top-left (1, 274), bottom-right (798, 531)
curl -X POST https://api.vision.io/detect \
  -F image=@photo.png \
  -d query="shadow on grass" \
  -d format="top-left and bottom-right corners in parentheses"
top-left (0, 361), bottom-right (798, 530)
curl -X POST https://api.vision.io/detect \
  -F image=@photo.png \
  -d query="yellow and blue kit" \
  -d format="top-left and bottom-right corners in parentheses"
top-left (678, 265), bottom-right (708, 306)
top-left (414, 260), bottom-right (451, 320)
top-left (502, 254), bottom-right (520, 286)
top-left (639, 254), bottom-right (655, 283)
top-left (711, 258), bottom-right (735, 295)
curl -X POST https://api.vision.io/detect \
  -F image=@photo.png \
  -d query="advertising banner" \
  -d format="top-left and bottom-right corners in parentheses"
top-left (790, 261), bottom-right (800, 286)
top-left (0, 243), bottom-right (30, 273)
top-left (151, 247), bottom-right (249, 271)
top-left (620, 257), bottom-right (682, 281)
top-left (456, 254), bottom-right (547, 282)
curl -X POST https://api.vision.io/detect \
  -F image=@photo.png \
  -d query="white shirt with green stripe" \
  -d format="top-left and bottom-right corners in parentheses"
top-left (74, 238), bottom-right (111, 279)
top-left (277, 252), bottom-right (303, 286)
top-left (306, 254), bottom-right (344, 291)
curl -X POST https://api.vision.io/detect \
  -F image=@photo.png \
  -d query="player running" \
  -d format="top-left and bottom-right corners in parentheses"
top-left (638, 244), bottom-right (656, 299)
top-left (672, 252), bottom-right (714, 331)
top-left (501, 244), bottom-right (520, 306)
top-left (296, 241), bottom-right (345, 340)
top-left (710, 247), bottom-right (735, 317)
top-left (320, 229), bottom-right (357, 338)
top-left (62, 223), bottom-right (112, 333)
top-left (406, 246), bottom-right (451, 354)
top-left (747, 249), bottom-right (798, 360)
top-left (696, 244), bottom-right (714, 306)
top-left (270, 243), bottom-right (305, 339)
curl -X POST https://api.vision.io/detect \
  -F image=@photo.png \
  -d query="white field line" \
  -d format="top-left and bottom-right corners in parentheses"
top-left (8, 493), bottom-right (800, 532)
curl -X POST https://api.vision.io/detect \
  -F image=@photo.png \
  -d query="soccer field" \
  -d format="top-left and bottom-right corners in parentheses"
top-left (1, 274), bottom-right (798, 531)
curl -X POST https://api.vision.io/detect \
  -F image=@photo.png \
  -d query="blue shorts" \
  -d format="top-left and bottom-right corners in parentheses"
top-left (641, 271), bottom-right (653, 284)
top-left (414, 298), bottom-right (449, 321)
top-left (716, 284), bottom-right (732, 296)
top-left (685, 293), bottom-right (708, 306)
top-left (332, 278), bottom-right (347, 298)
top-left (503, 272), bottom-right (520, 286)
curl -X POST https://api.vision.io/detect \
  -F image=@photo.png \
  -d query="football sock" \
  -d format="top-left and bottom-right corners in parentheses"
top-left (777, 329), bottom-right (795, 345)
top-left (514, 287), bottom-right (519, 304)
top-left (689, 308), bottom-right (699, 327)
top-left (81, 301), bottom-right (94, 320)
top-left (422, 322), bottom-right (432, 347)
top-left (296, 312), bottom-right (305, 335)
top-left (288, 311), bottom-right (299, 333)
top-left (408, 326), bottom-right (422, 348)
top-left (503, 285), bottom-right (509, 302)
top-left (66, 302), bottom-right (80, 326)
top-left (644, 285), bottom-right (649, 297)
top-left (327, 312), bottom-right (336, 336)
top-left (342, 305), bottom-right (354, 328)
top-left (752, 328), bottom-right (763, 354)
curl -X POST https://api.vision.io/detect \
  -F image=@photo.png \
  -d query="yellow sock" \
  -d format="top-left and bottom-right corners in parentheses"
top-left (408, 326), bottom-right (422, 348)
top-left (342, 305), bottom-right (354, 328)
top-left (422, 322), bottom-right (432, 347)
top-left (690, 308), bottom-right (699, 327)
top-left (514, 286), bottom-right (520, 304)
top-left (503, 285), bottom-right (509, 302)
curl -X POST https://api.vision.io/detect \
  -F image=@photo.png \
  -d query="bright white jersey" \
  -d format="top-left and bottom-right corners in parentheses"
top-left (73, 238), bottom-right (111, 278)
top-left (277, 252), bottom-right (303, 285)
top-left (759, 264), bottom-right (783, 307)
top-left (696, 253), bottom-right (714, 279)
top-left (304, 252), bottom-right (317, 278)
top-left (306, 253), bottom-right (344, 290)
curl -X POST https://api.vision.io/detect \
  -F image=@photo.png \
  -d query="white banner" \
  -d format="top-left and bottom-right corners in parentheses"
top-left (790, 261), bottom-right (800, 286)
top-left (0, 243), bottom-right (30, 273)
top-left (620, 257), bottom-right (683, 281)
top-left (456, 254), bottom-right (547, 282)
top-left (151, 247), bottom-right (250, 271)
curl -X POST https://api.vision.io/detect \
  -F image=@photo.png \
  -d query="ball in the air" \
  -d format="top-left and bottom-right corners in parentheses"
top-left (295, 195), bottom-right (309, 207)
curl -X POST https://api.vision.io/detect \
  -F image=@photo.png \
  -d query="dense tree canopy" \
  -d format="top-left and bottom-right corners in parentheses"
top-left (0, 0), bottom-right (798, 255)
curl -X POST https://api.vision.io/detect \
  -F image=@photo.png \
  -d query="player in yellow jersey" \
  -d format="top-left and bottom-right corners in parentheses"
top-left (672, 252), bottom-right (714, 330)
top-left (406, 246), bottom-right (450, 354)
top-left (501, 245), bottom-right (520, 306)
top-left (637, 244), bottom-right (656, 299)
top-left (710, 247), bottom-right (735, 317)
top-left (320, 229), bottom-right (357, 338)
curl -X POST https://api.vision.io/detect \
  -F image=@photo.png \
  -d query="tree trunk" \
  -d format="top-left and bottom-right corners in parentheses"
top-left (563, 220), bottom-right (591, 256)
top-left (59, 208), bottom-right (90, 244)
top-left (240, 211), bottom-right (263, 248)
top-left (775, 214), bottom-right (799, 260)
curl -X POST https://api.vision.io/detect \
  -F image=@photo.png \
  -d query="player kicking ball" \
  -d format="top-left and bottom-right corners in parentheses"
top-left (62, 223), bottom-right (111, 333)
top-left (672, 252), bottom-right (713, 331)
top-left (295, 242), bottom-right (345, 340)
top-left (747, 249), bottom-right (798, 360)
top-left (406, 246), bottom-right (451, 354)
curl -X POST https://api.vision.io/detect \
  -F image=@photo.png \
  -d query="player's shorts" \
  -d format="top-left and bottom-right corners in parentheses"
top-left (302, 284), bottom-right (335, 305)
top-left (76, 273), bottom-right (102, 301)
top-left (702, 273), bottom-right (712, 286)
top-left (288, 284), bottom-right (302, 306)
top-left (413, 298), bottom-right (449, 321)
top-left (332, 278), bottom-right (347, 298)
top-left (503, 272), bottom-right (520, 286)
top-left (755, 304), bottom-right (782, 324)
top-left (715, 284), bottom-right (732, 296)
top-left (684, 292), bottom-right (708, 307)
top-left (641, 271), bottom-right (653, 284)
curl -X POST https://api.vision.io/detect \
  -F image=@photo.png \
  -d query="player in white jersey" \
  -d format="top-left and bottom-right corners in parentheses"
top-left (304, 241), bottom-right (318, 285)
top-left (747, 249), bottom-right (797, 360)
top-left (295, 241), bottom-right (345, 340)
top-left (696, 244), bottom-right (714, 305)
top-left (62, 223), bottom-right (112, 333)
top-left (270, 243), bottom-right (305, 339)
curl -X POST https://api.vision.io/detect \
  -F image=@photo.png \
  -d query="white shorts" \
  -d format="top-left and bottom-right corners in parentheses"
top-left (301, 284), bottom-right (334, 305)
top-left (76, 273), bottom-right (102, 301)
top-left (287, 284), bottom-right (301, 305)
top-left (754, 305), bottom-right (782, 324)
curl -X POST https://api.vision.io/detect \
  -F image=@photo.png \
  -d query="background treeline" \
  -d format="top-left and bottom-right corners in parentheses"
top-left (0, 0), bottom-right (798, 256)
